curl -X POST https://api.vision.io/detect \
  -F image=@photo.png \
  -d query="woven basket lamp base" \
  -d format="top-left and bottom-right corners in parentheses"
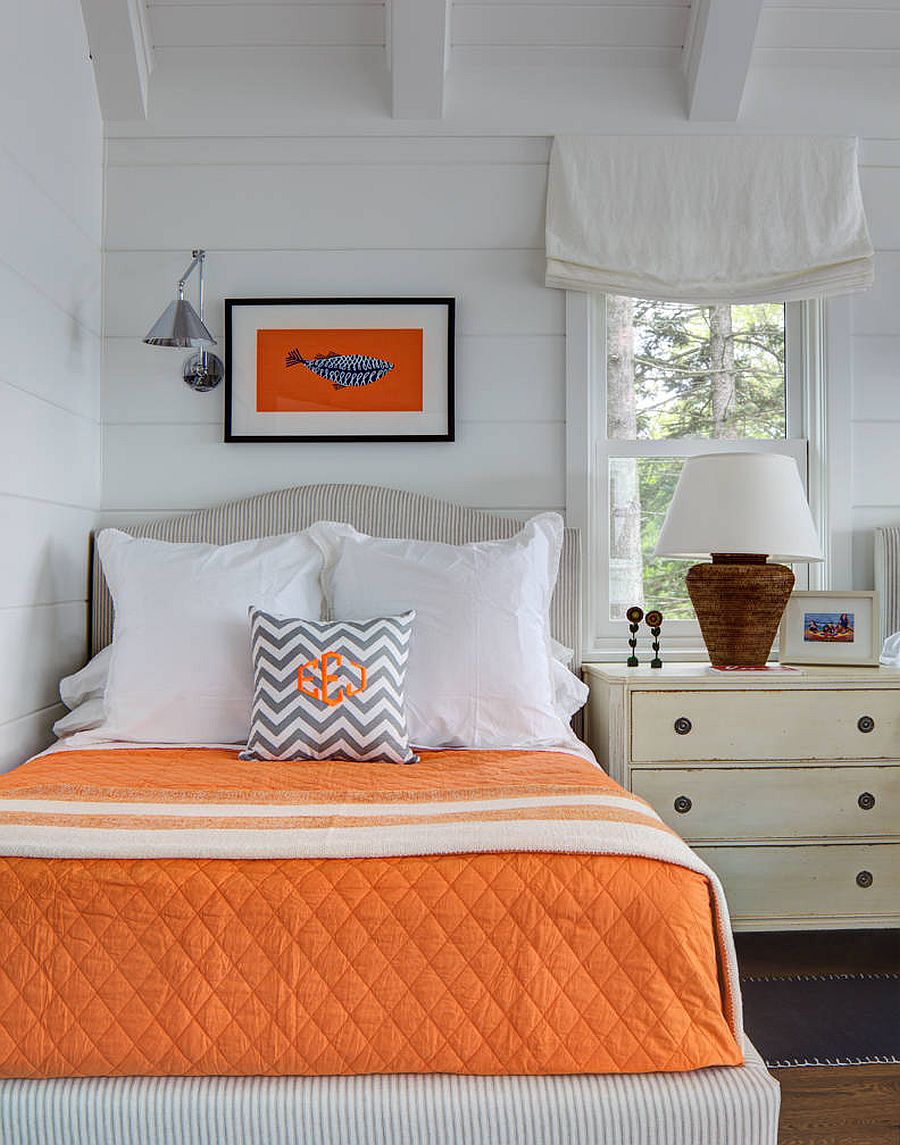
top-left (686, 554), bottom-right (795, 668)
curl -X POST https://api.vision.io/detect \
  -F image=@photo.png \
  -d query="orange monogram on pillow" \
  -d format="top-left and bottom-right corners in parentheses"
top-left (298, 652), bottom-right (367, 707)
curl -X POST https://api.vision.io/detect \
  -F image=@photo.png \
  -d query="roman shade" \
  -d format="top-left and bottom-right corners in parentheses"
top-left (545, 135), bottom-right (874, 303)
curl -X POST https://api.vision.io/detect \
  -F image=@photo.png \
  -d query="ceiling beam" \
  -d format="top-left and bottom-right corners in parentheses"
top-left (389, 0), bottom-right (451, 119)
top-left (80, 0), bottom-right (155, 121)
top-left (683, 0), bottom-right (764, 121)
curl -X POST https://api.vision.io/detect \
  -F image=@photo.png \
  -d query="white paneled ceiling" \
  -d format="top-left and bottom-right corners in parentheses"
top-left (146, 0), bottom-right (385, 50)
top-left (452, 0), bottom-right (689, 61)
top-left (757, 0), bottom-right (900, 64)
top-left (142, 0), bottom-right (900, 60)
top-left (83, 0), bottom-right (900, 126)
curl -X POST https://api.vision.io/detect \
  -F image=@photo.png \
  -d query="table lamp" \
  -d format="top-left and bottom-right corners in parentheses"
top-left (655, 452), bottom-right (823, 666)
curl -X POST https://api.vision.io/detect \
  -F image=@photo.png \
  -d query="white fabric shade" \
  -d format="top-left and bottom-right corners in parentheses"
top-left (545, 135), bottom-right (874, 303)
top-left (655, 452), bottom-right (823, 562)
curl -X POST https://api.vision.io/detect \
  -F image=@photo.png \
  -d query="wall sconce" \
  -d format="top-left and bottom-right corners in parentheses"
top-left (143, 249), bottom-right (224, 392)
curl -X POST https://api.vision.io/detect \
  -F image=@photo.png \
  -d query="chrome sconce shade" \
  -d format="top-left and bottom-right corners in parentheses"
top-left (144, 299), bottom-right (215, 348)
top-left (143, 249), bottom-right (224, 391)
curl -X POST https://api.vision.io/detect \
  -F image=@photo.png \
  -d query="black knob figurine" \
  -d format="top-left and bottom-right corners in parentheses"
top-left (645, 610), bottom-right (664, 669)
top-left (625, 606), bottom-right (644, 667)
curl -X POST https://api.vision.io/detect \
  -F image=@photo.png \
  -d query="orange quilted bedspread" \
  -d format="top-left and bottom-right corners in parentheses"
top-left (0, 748), bottom-right (742, 1078)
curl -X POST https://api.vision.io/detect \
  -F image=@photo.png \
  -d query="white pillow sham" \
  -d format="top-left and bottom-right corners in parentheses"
top-left (76, 529), bottom-right (323, 745)
top-left (53, 696), bottom-right (106, 739)
top-left (59, 645), bottom-right (112, 710)
top-left (309, 514), bottom-right (574, 749)
top-left (551, 659), bottom-right (589, 724)
top-left (53, 647), bottom-right (112, 739)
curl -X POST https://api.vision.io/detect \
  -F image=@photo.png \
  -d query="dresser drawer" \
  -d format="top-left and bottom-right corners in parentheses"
top-left (694, 843), bottom-right (899, 924)
top-left (633, 766), bottom-right (899, 841)
top-left (630, 689), bottom-right (900, 762)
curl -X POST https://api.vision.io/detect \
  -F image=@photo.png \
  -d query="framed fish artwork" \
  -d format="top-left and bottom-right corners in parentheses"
top-left (224, 297), bottom-right (454, 442)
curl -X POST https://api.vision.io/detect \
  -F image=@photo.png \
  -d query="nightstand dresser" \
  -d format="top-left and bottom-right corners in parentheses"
top-left (582, 664), bottom-right (900, 931)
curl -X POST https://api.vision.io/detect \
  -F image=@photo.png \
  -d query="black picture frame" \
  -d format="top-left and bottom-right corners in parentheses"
top-left (224, 297), bottom-right (455, 443)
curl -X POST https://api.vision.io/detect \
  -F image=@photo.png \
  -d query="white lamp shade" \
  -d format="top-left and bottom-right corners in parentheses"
top-left (654, 452), bottom-right (823, 562)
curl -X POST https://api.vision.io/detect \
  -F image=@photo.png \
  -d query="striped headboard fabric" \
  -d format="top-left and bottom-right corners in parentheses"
top-left (875, 525), bottom-right (900, 639)
top-left (91, 485), bottom-right (581, 663)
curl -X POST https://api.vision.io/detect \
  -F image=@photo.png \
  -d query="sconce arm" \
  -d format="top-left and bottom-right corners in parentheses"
top-left (176, 249), bottom-right (206, 298)
top-left (176, 250), bottom-right (207, 322)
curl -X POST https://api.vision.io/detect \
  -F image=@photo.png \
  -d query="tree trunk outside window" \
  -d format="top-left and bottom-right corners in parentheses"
top-left (606, 296), bottom-right (643, 616)
top-left (709, 304), bottom-right (737, 439)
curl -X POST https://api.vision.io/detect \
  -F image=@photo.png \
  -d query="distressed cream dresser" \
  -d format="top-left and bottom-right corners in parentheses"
top-left (582, 664), bottom-right (900, 930)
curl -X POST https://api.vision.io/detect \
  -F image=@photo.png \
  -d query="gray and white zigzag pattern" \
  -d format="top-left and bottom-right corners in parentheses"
top-left (241, 609), bottom-right (418, 765)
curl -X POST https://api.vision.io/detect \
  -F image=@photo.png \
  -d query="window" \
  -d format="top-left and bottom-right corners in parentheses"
top-left (568, 293), bottom-right (826, 659)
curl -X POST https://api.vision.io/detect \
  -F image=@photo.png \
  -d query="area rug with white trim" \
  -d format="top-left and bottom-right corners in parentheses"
top-left (740, 973), bottom-right (900, 1068)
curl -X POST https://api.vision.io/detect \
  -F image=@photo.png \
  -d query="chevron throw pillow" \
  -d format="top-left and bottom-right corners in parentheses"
top-left (240, 608), bottom-right (419, 764)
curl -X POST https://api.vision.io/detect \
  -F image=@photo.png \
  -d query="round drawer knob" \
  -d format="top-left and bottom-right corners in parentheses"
top-left (673, 795), bottom-right (692, 815)
top-left (858, 792), bottom-right (876, 811)
top-left (674, 717), bottom-right (693, 736)
top-left (856, 870), bottom-right (874, 889)
top-left (857, 715), bottom-right (875, 734)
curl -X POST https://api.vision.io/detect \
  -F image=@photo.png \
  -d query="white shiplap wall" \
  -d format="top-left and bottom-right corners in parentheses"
top-left (851, 142), bottom-right (900, 586)
top-left (0, 1), bottom-right (102, 770)
top-left (101, 133), bottom-right (900, 589)
top-left (100, 77), bottom-right (900, 595)
top-left (101, 136), bottom-right (565, 523)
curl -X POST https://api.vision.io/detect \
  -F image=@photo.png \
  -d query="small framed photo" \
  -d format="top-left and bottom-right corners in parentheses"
top-left (225, 297), bottom-right (455, 443)
top-left (779, 591), bottom-right (880, 666)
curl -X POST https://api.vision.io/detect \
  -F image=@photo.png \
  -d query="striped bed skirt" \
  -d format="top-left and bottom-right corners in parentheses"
top-left (0, 1041), bottom-right (778, 1145)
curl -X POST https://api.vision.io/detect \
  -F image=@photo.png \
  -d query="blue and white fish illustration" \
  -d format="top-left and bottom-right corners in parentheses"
top-left (285, 347), bottom-right (395, 389)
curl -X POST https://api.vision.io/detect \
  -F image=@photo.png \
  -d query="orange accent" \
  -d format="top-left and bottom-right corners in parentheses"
top-left (297, 658), bottom-right (321, 700)
top-left (319, 651), bottom-right (342, 707)
top-left (344, 662), bottom-right (366, 696)
top-left (0, 804), bottom-right (670, 834)
top-left (0, 847), bottom-right (740, 1080)
top-left (0, 747), bottom-right (619, 804)
top-left (297, 652), bottom-right (367, 705)
top-left (256, 328), bottom-right (424, 414)
top-left (0, 747), bottom-right (742, 1080)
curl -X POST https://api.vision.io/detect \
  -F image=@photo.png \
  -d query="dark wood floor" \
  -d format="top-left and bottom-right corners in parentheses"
top-left (734, 930), bottom-right (900, 1145)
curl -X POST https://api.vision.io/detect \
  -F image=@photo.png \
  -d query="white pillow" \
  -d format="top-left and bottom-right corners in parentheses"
top-left (54, 697), bottom-right (106, 739)
top-left (82, 529), bottom-right (323, 745)
top-left (54, 647), bottom-right (113, 740)
top-left (552, 659), bottom-right (589, 723)
top-left (881, 631), bottom-right (900, 666)
top-left (548, 637), bottom-right (589, 723)
top-left (59, 646), bottom-right (112, 710)
top-left (310, 514), bottom-right (573, 748)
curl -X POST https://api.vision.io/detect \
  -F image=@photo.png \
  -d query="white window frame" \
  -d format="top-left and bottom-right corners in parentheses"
top-left (566, 292), bottom-right (849, 661)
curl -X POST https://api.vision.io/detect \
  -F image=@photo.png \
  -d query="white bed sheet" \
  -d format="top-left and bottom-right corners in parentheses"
top-left (38, 736), bottom-right (602, 767)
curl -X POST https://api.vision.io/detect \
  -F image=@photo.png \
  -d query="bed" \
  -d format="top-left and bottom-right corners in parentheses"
top-left (0, 484), bottom-right (779, 1143)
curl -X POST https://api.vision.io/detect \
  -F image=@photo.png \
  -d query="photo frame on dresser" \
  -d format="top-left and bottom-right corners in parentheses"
top-left (224, 297), bottom-right (455, 443)
top-left (779, 590), bottom-right (880, 666)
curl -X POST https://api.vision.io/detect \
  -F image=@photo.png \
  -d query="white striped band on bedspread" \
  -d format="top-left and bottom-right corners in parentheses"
top-left (0, 1039), bottom-right (779, 1145)
top-left (90, 484), bottom-right (581, 663)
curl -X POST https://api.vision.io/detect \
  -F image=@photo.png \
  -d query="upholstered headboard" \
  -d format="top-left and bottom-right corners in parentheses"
top-left (91, 484), bottom-right (581, 662)
top-left (875, 525), bottom-right (900, 640)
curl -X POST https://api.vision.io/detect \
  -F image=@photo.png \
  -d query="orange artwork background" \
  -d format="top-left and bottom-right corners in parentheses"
top-left (257, 328), bottom-right (424, 413)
